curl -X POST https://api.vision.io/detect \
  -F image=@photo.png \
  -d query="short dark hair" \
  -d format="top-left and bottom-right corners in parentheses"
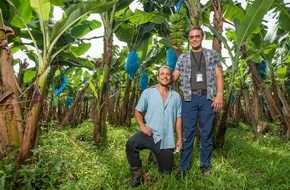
top-left (189, 26), bottom-right (204, 36)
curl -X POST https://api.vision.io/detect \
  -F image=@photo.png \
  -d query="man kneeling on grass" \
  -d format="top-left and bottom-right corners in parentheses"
top-left (125, 66), bottom-right (183, 188)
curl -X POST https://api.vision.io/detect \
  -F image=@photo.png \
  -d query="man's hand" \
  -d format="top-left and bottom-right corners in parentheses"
top-left (212, 95), bottom-right (223, 112)
top-left (135, 110), bottom-right (152, 136)
top-left (141, 125), bottom-right (152, 136)
top-left (176, 138), bottom-right (183, 151)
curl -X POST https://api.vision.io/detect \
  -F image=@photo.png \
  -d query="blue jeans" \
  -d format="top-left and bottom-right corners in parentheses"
top-left (179, 94), bottom-right (215, 172)
top-left (126, 131), bottom-right (174, 173)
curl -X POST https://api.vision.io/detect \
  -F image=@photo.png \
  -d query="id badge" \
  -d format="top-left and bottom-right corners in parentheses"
top-left (196, 73), bottom-right (203, 82)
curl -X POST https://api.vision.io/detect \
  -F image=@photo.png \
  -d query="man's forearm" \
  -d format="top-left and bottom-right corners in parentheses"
top-left (134, 110), bottom-right (145, 129)
top-left (172, 70), bottom-right (181, 82)
top-left (216, 67), bottom-right (224, 97)
top-left (176, 117), bottom-right (182, 140)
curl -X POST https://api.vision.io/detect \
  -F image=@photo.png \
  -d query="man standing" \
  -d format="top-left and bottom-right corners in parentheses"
top-left (126, 66), bottom-right (182, 188)
top-left (172, 26), bottom-right (224, 178)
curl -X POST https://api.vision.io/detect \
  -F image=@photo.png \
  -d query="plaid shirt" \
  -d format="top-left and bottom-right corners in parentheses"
top-left (175, 48), bottom-right (222, 101)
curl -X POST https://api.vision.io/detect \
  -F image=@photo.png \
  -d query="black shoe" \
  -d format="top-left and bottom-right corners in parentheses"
top-left (175, 170), bottom-right (185, 180)
top-left (200, 166), bottom-right (211, 177)
top-left (129, 167), bottom-right (143, 188)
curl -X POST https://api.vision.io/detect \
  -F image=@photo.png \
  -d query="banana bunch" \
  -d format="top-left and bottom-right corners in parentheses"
top-left (125, 50), bottom-right (140, 79)
top-left (169, 7), bottom-right (188, 50)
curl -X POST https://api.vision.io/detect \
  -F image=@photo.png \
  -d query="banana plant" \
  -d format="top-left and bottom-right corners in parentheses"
top-left (90, 0), bottom-right (135, 145)
top-left (262, 0), bottom-right (290, 139)
top-left (91, 1), bottom-right (169, 143)
top-left (0, 9), bottom-right (23, 155)
top-left (209, 0), bottom-right (275, 147)
top-left (6, 0), bottom-right (118, 168)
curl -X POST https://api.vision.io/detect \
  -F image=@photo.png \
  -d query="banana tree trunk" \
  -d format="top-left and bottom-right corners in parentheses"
top-left (0, 22), bottom-right (23, 154)
top-left (248, 61), bottom-right (290, 138)
top-left (107, 96), bottom-right (118, 124)
top-left (107, 80), bottom-right (123, 125)
top-left (232, 87), bottom-right (246, 123)
top-left (243, 85), bottom-right (258, 139)
top-left (119, 77), bottom-right (132, 125)
top-left (93, 34), bottom-right (113, 145)
top-left (93, 82), bottom-right (108, 144)
top-left (215, 92), bottom-right (231, 149)
top-left (126, 79), bottom-right (137, 125)
top-left (60, 87), bottom-right (88, 129)
top-left (252, 74), bottom-right (266, 121)
top-left (275, 83), bottom-right (290, 139)
top-left (211, 0), bottom-right (225, 147)
top-left (211, 0), bottom-right (223, 53)
top-left (17, 61), bottom-right (49, 168)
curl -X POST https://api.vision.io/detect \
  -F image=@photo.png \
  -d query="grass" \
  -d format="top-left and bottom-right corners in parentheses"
top-left (1, 120), bottom-right (290, 190)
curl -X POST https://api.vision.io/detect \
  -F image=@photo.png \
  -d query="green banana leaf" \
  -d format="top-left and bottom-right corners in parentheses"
top-left (50, 1), bottom-right (118, 51)
top-left (7, 0), bottom-right (33, 28)
top-left (236, 0), bottom-right (274, 48)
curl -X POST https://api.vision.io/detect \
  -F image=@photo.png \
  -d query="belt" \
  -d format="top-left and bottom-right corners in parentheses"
top-left (192, 90), bottom-right (207, 95)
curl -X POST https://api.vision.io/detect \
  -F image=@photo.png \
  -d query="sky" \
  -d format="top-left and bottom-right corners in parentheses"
top-left (13, 0), bottom-right (287, 68)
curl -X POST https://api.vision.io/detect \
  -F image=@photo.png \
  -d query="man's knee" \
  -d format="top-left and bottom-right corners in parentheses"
top-left (126, 136), bottom-right (136, 151)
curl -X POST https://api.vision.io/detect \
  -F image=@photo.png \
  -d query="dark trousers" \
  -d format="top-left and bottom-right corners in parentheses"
top-left (179, 94), bottom-right (215, 172)
top-left (126, 131), bottom-right (174, 173)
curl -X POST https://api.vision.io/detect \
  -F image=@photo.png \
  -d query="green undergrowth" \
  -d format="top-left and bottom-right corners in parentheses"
top-left (1, 120), bottom-right (289, 190)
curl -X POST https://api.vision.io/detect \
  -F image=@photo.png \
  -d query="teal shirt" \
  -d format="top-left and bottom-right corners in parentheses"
top-left (135, 86), bottom-right (182, 149)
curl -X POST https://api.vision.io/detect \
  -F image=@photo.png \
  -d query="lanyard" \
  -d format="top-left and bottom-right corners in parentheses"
top-left (191, 51), bottom-right (203, 72)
